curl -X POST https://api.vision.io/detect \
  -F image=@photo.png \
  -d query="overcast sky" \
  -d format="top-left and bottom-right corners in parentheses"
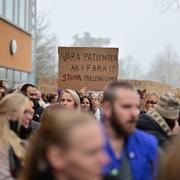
top-left (37, 0), bottom-right (180, 72)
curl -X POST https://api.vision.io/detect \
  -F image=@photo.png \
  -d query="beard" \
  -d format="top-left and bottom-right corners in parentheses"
top-left (110, 108), bottom-right (137, 137)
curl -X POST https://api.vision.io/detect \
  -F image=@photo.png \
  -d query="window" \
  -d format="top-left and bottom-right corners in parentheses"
top-left (14, 70), bottom-right (20, 82)
top-left (14, 0), bottom-right (18, 24)
top-left (19, 0), bottom-right (25, 28)
top-left (32, 4), bottom-right (36, 14)
top-left (5, 0), bottom-right (13, 21)
top-left (7, 69), bottom-right (13, 81)
top-left (0, 0), bottom-right (3, 15)
top-left (0, 67), bottom-right (6, 80)
top-left (21, 72), bottom-right (28, 82)
top-left (25, 0), bottom-right (30, 31)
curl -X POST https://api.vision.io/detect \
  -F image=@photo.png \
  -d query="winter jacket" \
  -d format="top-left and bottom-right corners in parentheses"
top-left (103, 129), bottom-right (158, 180)
top-left (19, 120), bottom-right (40, 140)
top-left (137, 110), bottom-right (171, 147)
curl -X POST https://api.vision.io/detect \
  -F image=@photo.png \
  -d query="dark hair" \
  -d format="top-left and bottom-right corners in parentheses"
top-left (46, 94), bottom-right (57, 103)
top-left (0, 80), bottom-right (7, 89)
top-left (0, 80), bottom-right (7, 95)
top-left (20, 84), bottom-right (36, 94)
top-left (80, 96), bottom-right (93, 112)
top-left (178, 110), bottom-right (180, 126)
top-left (164, 118), bottom-right (176, 130)
top-left (41, 93), bottom-right (47, 102)
top-left (103, 81), bottom-right (134, 104)
top-left (0, 83), bottom-right (7, 101)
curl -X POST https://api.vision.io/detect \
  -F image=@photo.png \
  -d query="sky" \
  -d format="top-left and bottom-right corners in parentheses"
top-left (37, 0), bottom-right (180, 72)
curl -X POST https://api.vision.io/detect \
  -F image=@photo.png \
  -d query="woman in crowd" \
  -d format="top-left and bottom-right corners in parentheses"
top-left (90, 93), bottom-right (102, 122)
top-left (20, 108), bottom-right (108, 180)
top-left (141, 92), bottom-right (158, 113)
top-left (43, 94), bottom-right (59, 108)
top-left (48, 94), bottom-right (59, 104)
top-left (59, 89), bottom-right (80, 111)
top-left (0, 93), bottom-right (30, 179)
top-left (80, 96), bottom-right (93, 113)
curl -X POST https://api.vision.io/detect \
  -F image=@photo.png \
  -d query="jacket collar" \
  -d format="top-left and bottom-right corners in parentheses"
top-left (146, 109), bottom-right (171, 136)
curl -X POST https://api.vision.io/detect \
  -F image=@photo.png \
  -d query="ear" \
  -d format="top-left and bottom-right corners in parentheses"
top-left (103, 101), bottom-right (112, 118)
top-left (142, 89), bottom-right (147, 94)
top-left (46, 146), bottom-right (66, 171)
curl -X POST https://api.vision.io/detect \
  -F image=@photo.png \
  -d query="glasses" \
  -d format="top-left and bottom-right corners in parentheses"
top-left (147, 101), bottom-right (157, 105)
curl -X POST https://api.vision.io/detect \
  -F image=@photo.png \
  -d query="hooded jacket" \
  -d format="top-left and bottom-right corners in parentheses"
top-left (137, 110), bottom-right (172, 147)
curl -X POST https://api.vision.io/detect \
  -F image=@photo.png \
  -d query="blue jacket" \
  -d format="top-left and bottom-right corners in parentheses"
top-left (103, 129), bottom-right (158, 180)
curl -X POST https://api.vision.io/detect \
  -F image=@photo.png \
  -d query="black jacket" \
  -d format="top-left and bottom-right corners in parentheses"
top-left (137, 113), bottom-right (168, 147)
top-left (19, 120), bottom-right (40, 140)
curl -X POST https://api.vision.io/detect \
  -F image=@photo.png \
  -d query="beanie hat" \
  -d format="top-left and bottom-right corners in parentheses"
top-left (155, 92), bottom-right (180, 120)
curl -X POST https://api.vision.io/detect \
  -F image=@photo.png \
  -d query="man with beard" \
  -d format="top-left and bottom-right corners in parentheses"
top-left (102, 81), bottom-right (159, 180)
top-left (20, 84), bottom-right (44, 122)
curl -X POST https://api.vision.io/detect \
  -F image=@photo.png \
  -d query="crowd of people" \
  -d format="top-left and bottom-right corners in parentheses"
top-left (0, 80), bottom-right (180, 180)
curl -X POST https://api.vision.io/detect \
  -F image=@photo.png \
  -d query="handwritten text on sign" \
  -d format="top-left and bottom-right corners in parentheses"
top-left (37, 76), bottom-right (58, 94)
top-left (58, 47), bottom-right (119, 90)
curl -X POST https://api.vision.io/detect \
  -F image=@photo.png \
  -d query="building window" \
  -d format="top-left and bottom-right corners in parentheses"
top-left (7, 69), bottom-right (13, 81)
top-left (19, 0), bottom-right (25, 28)
top-left (21, 72), bottom-right (28, 82)
top-left (0, 0), bottom-right (3, 15)
top-left (0, 67), bottom-right (6, 80)
top-left (5, 0), bottom-right (13, 21)
top-left (14, 70), bottom-right (20, 82)
top-left (25, 0), bottom-right (30, 31)
top-left (13, 0), bottom-right (18, 24)
top-left (32, 4), bottom-right (36, 14)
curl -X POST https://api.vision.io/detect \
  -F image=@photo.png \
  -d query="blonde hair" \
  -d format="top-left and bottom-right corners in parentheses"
top-left (21, 109), bottom-right (96, 180)
top-left (0, 93), bottom-right (29, 159)
top-left (60, 89), bottom-right (80, 111)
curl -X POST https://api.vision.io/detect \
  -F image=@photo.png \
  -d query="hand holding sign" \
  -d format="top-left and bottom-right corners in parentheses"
top-left (80, 87), bottom-right (89, 96)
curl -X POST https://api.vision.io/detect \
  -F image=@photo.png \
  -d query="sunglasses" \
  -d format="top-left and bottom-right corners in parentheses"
top-left (147, 101), bottom-right (157, 105)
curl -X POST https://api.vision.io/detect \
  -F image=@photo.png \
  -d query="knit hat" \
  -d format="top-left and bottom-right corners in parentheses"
top-left (155, 92), bottom-right (180, 120)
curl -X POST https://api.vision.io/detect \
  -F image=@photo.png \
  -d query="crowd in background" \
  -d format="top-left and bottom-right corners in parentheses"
top-left (0, 80), bottom-right (180, 180)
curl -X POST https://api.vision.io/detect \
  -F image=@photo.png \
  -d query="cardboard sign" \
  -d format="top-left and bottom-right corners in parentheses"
top-left (120, 79), bottom-right (174, 94)
top-left (58, 47), bottom-right (119, 90)
top-left (37, 76), bottom-right (58, 94)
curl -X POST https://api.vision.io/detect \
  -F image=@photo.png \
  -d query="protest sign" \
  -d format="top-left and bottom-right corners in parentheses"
top-left (121, 79), bottom-right (174, 94)
top-left (58, 47), bottom-right (119, 90)
top-left (37, 76), bottom-right (58, 94)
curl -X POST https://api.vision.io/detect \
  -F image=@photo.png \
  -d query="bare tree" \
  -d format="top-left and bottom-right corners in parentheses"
top-left (145, 45), bottom-right (180, 87)
top-left (152, 0), bottom-right (180, 13)
top-left (119, 55), bottom-right (143, 80)
top-left (35, 12), bottom-right (58, 80)
top-left (72, 32), bottom-right (110, 47)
